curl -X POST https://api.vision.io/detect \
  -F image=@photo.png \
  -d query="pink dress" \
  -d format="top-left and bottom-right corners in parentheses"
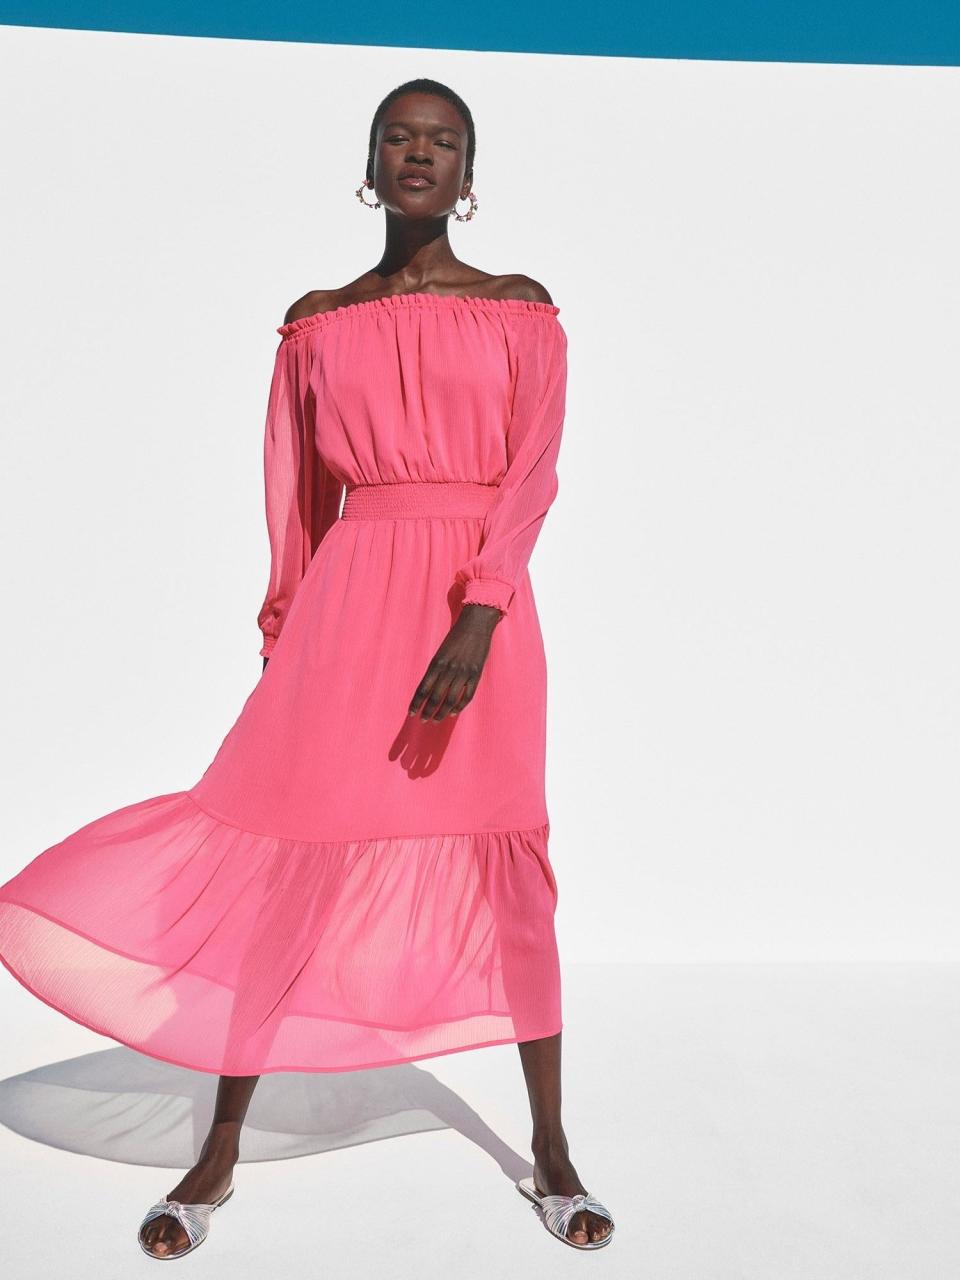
top-left (0, 292), bottom-right (568, 1076)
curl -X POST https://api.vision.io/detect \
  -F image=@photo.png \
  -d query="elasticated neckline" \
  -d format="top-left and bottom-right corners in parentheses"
top-left (277, 291), bottom-right (560, 339)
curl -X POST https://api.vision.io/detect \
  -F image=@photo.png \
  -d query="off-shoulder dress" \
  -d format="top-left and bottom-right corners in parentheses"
top-left (0, 291), bottom-right (569, 1075)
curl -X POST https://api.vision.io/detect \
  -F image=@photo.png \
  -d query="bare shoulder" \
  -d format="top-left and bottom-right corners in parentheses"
top-left (491, 274), bottom-right (554, 306)
top-left (283, 289), bottom-right (342, 325)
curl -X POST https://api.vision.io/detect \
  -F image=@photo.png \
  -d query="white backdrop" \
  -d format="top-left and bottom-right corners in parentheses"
top-left (2, 26), bottom-right (957, 965)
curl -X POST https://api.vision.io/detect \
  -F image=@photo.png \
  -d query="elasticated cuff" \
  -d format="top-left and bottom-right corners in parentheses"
top-left (460, 577), bottom-right (516, 615)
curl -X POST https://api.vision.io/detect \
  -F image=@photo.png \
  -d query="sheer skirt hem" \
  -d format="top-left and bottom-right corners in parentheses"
top-left (0, 791), bottom-right (562, 1074)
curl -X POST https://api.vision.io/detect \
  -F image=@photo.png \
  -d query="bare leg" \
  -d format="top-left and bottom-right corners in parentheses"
top-left (518, 1032), bottom-right (613, 1245)
top-left (139, 1073), bottom-right (259, 1257)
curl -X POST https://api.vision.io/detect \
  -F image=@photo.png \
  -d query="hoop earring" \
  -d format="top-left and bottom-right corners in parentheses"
top-left (355, 178), bottom-right (380, 209)
top-left (450, 191), bottom-right (478, 223)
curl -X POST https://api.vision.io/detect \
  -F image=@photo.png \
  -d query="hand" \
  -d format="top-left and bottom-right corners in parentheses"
top-left (408, 604), bottom-right (501, 721)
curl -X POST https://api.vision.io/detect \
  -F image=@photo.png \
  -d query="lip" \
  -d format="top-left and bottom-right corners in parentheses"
top-left (398, 172), bottom-right (434, 188)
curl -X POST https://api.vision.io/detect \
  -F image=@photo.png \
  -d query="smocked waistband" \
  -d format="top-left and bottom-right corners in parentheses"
top-left (341, 481), bottom-right (498, 520)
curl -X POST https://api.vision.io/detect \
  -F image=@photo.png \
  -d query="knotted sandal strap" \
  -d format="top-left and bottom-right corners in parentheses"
top-left (516, 1176), bottom-right (615, 1249)
top-left (138, 1183), bottom-right (234, 1257)
top-left (540, 1189), bottom-right (616, 1242)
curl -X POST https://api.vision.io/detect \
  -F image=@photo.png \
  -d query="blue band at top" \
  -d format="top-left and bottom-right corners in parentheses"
top-left (2, 1), bottom-right (959, 66)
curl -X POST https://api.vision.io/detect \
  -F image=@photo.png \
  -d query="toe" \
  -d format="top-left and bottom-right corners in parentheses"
top-left (146, 1227), bottom-right (170, 1256)
top-left (568, 1211), bottom-right (590, 1244)
top-left (143, 1216), bottom-right (185, 1256)
top-left (593, 1208), bottom-right (616, 1239)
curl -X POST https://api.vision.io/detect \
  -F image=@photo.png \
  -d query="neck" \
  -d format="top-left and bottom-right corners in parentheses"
top-left (372, 218), bottom-right (464, 290)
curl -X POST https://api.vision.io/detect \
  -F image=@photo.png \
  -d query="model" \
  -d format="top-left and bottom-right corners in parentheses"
top-left (0, 77), bottom-right (615, 1256)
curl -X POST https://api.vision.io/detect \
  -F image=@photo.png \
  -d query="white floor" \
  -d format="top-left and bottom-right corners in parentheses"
top-left (1, 963), bottom-right (957, 1279)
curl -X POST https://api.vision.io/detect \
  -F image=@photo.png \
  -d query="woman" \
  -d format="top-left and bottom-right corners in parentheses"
top-left (0, 78), bottom-right (615, 1255)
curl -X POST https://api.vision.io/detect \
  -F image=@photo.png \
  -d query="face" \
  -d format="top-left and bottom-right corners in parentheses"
top-left (372, 92), bottom-right (470, 217)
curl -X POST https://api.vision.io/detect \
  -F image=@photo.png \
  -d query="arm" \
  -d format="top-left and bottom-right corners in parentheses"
top-left (453, 311), bottom-right (568, 618)
top-left (257, 334), bottom-right (342, 665)
top-left (408, 309), bottom-right (568, 720)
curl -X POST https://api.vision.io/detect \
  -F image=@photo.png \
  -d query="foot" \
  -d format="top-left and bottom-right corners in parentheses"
top-left (531, 1131), bottom-right (613, 1246)
top-left (138, 1147), bottom-right (237, 1258)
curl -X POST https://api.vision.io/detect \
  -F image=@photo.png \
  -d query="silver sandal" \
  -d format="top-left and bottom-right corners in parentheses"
top-left (138, 1182), bottom-right (235, 1259)
top-left (516, 1175), bottom-right (615, 1249)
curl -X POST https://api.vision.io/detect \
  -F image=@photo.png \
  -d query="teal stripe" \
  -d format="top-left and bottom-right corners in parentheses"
top-left (2, 1), bottom-right (959, 66)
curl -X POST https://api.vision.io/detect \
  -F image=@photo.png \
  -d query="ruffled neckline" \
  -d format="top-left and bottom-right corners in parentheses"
top-left (277, 291), bottom-right (560, 339)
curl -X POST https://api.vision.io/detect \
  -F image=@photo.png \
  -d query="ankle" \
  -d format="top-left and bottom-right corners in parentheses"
top-left (198, 1132), bottom-right (240, 1165)
top-left (532, 1127), bottom-right (569, 1160)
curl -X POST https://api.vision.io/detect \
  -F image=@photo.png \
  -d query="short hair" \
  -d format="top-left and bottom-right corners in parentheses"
top-left (366, 78), bottom-right (476, 184)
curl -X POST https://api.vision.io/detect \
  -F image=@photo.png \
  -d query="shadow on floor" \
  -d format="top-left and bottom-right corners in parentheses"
top-left (0, 1047), bottom-right (534, 1180)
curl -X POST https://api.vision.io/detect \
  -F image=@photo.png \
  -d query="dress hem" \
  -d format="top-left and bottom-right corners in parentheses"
top-left (0, 945), bottom-right (562, 1077)
top-left (0, 895), bottom-right (531, 1033)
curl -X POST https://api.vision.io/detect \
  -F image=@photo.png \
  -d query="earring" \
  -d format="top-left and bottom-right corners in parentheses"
top-left (356, 178), bottom-right (380, 209)
top-left (450, 191), bottom-right (478, 223)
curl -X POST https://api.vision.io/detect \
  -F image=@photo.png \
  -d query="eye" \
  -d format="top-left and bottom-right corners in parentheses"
top-left (385, 135), bottom-right (456, 148)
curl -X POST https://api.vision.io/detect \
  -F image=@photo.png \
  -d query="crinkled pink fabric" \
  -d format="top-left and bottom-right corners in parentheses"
top-left (0, 293), bottom-right (569, 1075)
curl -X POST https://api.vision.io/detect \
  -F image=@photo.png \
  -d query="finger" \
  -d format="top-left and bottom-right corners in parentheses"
top-left (409, 667), bottom-right (442, 716)
top-left (446, 678), bottom-right (473, 717)
top-left (430, 675), bottom-right (470, 722)
top-left (420, 670), bottom-right (457, 720)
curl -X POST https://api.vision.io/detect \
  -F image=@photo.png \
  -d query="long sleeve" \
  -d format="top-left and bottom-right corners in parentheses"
top-left (257, 338), bottom-right (343, 657)
top-left (453, 315), bottom-right (568, 616)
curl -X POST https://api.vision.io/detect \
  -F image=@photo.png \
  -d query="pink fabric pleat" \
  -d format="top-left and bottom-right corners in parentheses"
top-left (0, 293), bottom-right (568, 1075)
